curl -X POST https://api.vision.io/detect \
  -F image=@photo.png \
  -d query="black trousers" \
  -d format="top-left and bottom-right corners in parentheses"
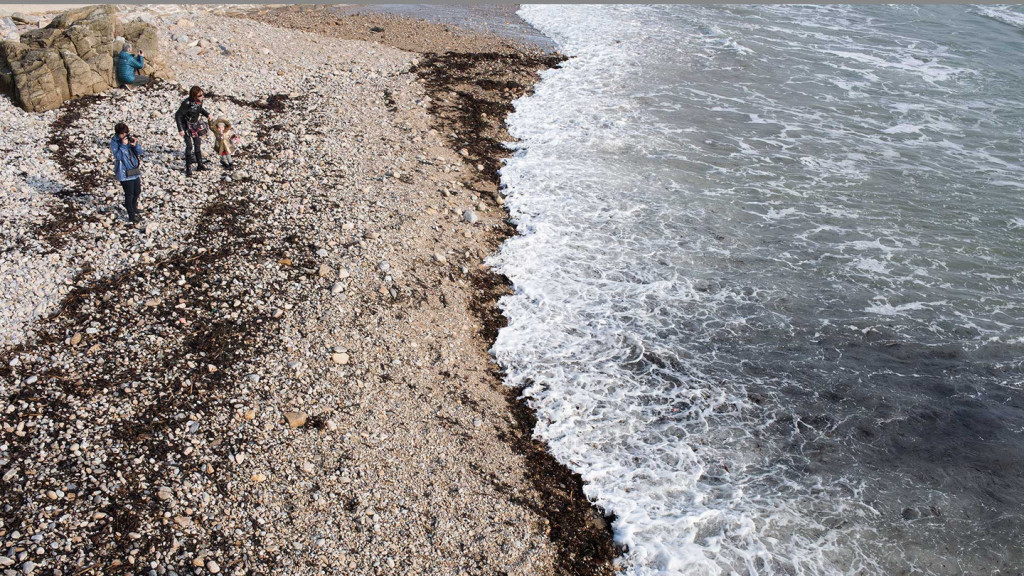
top-left (184, 132), bottom-right (203, 164)
top-left (120, 177), bottom-right (141, 218)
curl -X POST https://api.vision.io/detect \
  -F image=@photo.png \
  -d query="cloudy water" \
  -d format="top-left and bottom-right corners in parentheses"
top-left (492, 5), bottom-right (1024, 575)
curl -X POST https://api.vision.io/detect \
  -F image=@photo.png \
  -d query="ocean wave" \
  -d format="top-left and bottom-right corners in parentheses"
top-left (975, 5), bottom-right (1024, 30)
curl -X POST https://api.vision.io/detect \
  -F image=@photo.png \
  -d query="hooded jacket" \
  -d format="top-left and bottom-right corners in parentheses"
top-left (116, 51), bottom-right (144, 84)
top-left (212, 119), bottom-right (239, 155)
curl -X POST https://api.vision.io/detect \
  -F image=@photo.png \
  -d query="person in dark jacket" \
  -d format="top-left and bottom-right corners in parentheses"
top-left (110, 122), bottom-right (144, 223)
top-left (174, 85), bottom-right (211, 176)
top-left (116, 42), bottom-right (149, 87)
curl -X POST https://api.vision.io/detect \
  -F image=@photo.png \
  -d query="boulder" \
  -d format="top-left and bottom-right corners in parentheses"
top-left (0, 5), bottom-right (170, 113)
top-left (9, 13), bottom-right (38, 26)
top-left (2, 43), bottom-right (67, 112)
top-left (0, 17), bottom-right (18, 41)
top-left (60, 50), bottom-right (106, 98)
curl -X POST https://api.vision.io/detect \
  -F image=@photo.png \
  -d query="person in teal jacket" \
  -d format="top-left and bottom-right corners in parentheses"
top-left (116, 42), bottom-right (149, 87)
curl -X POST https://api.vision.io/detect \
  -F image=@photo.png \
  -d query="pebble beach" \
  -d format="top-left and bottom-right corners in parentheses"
top-left (0, 5), bottom-right (616, 576)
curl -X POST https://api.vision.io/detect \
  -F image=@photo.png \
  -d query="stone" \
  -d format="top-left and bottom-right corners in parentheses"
top-left (156, 486), bottom-right (173, 501)
top-left (173, 515), bottom-right (191, 528)
top-left (21, 561), bottom-right (35, 575)
top-left (206, 560), bottom-right (220, 574)
top-left (0, 18), bottom-right (17, 41)
top-left (463, 209), bottom-right (478, 224)
top-left (70, 332), bottom-right (82, 346)
top-left (318, 263), bottom-right (331, 277)
top-left (337, 268), bottom-right (350, 280)
top-left (331, 352), bottom-right (349, 365)
top-left (433, 253), bottom-right (446, 263)
top-left (588, 515), bottom-right (609, 532)
top-left (60, 49), bottom-right (106, 98)
top-left (331, 282), bottom-right (345, 295)
top-left (283, 411), bottom-right (307, 428)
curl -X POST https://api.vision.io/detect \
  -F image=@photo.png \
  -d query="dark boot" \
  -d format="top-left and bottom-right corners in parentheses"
top-left (185, 159), bottom-right (193, 177)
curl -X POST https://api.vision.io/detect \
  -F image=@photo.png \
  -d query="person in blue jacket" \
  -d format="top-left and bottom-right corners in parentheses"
top-left (116, 42), bottom-right (149, 87)
top-left (110, 122), bottom-right (144, 223)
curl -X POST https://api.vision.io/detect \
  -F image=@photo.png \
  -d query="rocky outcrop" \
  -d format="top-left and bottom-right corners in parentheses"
top-left (0, 5), bottom-right (172, 113)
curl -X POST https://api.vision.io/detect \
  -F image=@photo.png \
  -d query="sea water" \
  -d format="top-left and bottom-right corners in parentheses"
top-left (492, 5), bottom-right (1024, 575)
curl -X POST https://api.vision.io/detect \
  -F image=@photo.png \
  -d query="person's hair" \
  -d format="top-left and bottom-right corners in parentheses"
top-left (114, 122), bottom-right (129, 136)
top-left (122, 41), bottom-right (132, 53)
top-left (189, 86), bottom-right (203, 100)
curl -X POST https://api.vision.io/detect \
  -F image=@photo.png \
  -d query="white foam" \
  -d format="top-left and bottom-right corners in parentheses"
top-left (851, 257), bottom-right (891, 275)
top-left (975, 5), bottom-right (1024, 29)
top-left (881, 123), bottom-right (922, 134)
top-left (864, 299), bottom-right (948, 316)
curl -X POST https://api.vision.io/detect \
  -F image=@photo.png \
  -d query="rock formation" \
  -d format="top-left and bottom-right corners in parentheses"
top-left (0, 6), bottom-right (172, 113)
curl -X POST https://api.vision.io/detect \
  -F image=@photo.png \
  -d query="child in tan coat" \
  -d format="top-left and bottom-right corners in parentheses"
top-left (212, 118), bottom-right (240, 170)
